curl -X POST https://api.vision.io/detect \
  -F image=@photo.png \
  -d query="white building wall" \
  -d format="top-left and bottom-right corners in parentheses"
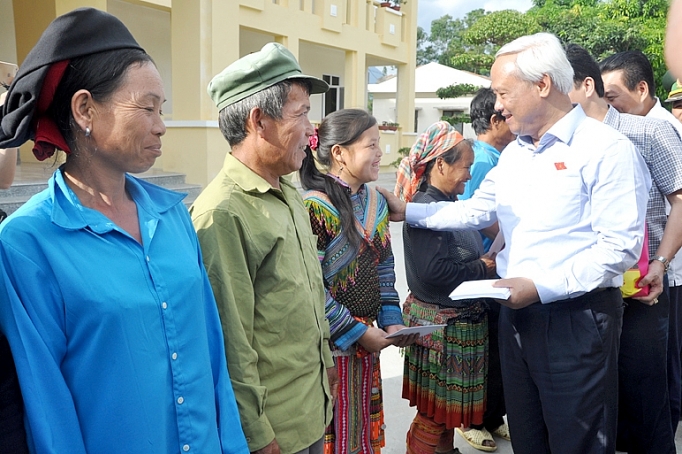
top-left (373, 94), bottom-right (477, 136)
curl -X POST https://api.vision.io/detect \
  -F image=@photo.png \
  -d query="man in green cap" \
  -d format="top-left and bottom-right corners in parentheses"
top-left (191, 43), bottom-right (337, 454)
top-left (666, 79), bottom-right (682, 123)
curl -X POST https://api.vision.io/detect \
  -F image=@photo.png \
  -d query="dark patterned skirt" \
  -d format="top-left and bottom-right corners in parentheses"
top-left (324, 317), bottom-right (385, 454)
top-left (402, 294), bottom-right (488, 429)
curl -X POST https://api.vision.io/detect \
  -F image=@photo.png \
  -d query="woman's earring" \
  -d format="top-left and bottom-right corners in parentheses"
top-left (337, 166), bottom-right (344, 177)
top-left (85, 127), bottom-right (91, 138)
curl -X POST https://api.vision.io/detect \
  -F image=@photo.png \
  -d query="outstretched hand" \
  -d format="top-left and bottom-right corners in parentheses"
top-left (384, 324), bottom-right (420, 347)
top-left (376, 187), bottom-right (407, 222)
top-left (480, 252), bottom-right (497, 278)
top-left (326, 366), bottom-right (339, 406)
top-left (358, 326), bottom-right (393, 352)
top-left (493, 277), bottom-right (539, 309)
top-left (633, 260), bottom-right (664, 305)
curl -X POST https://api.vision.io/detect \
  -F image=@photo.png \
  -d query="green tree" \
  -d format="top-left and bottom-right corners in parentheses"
top-left (464, 10), bottom-right (542, 48)
top-left (528, 0), bottom-right (669, 98)
top-left (419, 0), bottom-right (670, 98)
top-left (435, 83), bottom-right (480, 99)
top-left (416, 11), bottom-right (487, 69)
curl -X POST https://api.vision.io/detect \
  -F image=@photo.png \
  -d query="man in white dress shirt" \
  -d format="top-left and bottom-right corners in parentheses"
top-left (564, 44), bottom-right (682, 454)
top-left (600, 51), bottom-right (682, 447)
top-left (379, 33), bottom-right (651, 454)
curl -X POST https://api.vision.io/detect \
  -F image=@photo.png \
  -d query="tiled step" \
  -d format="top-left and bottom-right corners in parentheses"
top-left (0, 169), bottom-right (202, 215)
top-left (163, 183), bottom-right (203, 208)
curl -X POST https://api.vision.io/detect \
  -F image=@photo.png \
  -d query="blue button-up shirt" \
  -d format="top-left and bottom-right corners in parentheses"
top-left (0, 169), bottom-right (248, 454)
top-left (407, 105), bottom-right (651, 303)
top-left (460, 140), bottom-right (502, 252)
top-left (461, 140), bottom-right (501, 202)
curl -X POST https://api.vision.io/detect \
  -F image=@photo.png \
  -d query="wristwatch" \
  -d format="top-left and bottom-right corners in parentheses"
top-left (650, 255), bottom-right (670, 273)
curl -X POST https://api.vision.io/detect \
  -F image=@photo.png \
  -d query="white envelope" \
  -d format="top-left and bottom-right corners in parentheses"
top-left (449, 279), bottom-right (511, 300)
top-left (385, 324), bottom-right (447, 339)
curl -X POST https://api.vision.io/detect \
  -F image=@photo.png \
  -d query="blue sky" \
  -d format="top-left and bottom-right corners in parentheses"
top-left (417, 0), bottom-right (534, 32)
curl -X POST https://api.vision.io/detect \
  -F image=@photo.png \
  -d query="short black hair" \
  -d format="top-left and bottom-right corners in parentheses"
top-left (565, 44), bottom-right (605, 98)
top-left (469, 87), bottom-right (504, 135)
top-left (599, 50), bottom-right (655, 98)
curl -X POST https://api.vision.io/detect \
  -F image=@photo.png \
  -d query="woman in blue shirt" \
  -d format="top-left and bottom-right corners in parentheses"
top-left (0, 8), bottom-right (247, 454)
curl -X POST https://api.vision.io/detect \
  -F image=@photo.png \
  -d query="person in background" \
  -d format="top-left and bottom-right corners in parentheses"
top-left (666, 80), bottom-right (682, 123)
top-left (0, 8), bottom-right (247, 453)
top-left (191, 42), bottom-right (337, 454)
top-left (378, 33), bottom-right (651, 454)
top-left (394, 121), bottom-right (497, 454)
top-left (299, 108), bottom-right (415, 453)
top-left (567, 42), bottom-right (682, 454)
top-left (460, 87), bottom-right (514, 252)
top-left (600, 50), bottom-right (682, 441)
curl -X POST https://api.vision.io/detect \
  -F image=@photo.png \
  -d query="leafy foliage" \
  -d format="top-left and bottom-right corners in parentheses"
top-left (464, 10), bottom-right (542, 48)
top-left (441, 114), bottom-right (472, 125)
top-left (435, 83), bottom-right (480, 99)
top-left (389, 147), bottom-right (412, 169)
top-left (417, 0), bottom-right (670, 99)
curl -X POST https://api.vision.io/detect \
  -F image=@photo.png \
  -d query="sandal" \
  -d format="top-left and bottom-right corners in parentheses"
top-left (455, 427), bottom-right (497, 452)
top-left (493, 423), bottom-right (511, 441)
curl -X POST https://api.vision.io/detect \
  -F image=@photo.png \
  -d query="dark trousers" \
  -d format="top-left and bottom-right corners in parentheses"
top-left (499, 288), bottom-right (622, 454)
top-left (0, 335), bottom-right (28, 454)
top-left (471, 302), bottom-right (505, 432)
top-left (668, 285), bottom-right (682, 433)
top-left (616, 292), bottom-right (675, 453)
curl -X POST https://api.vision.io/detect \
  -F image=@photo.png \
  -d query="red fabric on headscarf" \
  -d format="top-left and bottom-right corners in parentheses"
top-left (32, 60), bottom-right (70, 161)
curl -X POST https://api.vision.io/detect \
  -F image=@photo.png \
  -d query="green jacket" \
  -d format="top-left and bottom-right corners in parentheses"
top-left (191, 153), bottom-right (334, 454)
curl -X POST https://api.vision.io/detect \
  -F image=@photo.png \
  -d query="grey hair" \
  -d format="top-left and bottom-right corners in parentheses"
top-left (496, 32), bottom-right (574, 95)
top-left (218, 79), bottom-right (311, 147)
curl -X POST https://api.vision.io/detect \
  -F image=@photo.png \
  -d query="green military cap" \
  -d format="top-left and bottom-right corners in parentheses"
top-left (666, 79), bottom-right (682, 103)
top-left (208, 42), bottom-right (329, 111)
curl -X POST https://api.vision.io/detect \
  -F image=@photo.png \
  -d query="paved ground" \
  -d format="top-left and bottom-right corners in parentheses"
top-left (379, 216), bottom-right (513, 454)
top-left (371, 172), bottom-right (682, 454)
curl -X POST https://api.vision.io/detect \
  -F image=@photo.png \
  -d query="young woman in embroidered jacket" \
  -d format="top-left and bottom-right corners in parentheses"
top-left (299, 109), bottom-right (417, 454)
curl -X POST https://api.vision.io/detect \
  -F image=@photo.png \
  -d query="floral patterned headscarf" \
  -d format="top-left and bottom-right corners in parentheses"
top-left (394, 121), bottom-right (464, 202)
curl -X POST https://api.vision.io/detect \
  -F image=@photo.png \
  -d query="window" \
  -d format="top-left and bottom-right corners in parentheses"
top-left (442, 110), bottom-right (463, 117)
top-left (323, 74), bottom-right (344, 116)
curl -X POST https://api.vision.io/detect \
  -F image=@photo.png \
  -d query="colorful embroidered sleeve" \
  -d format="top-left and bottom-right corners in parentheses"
top-left (377, 253), bottom-right (403, 328)
top-left (375, 198), bottom-right (403, 328)
top-left (324, 292), bottom-right (368, 350)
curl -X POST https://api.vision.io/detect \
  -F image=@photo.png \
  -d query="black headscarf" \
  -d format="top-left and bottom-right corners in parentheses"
top-left (0, 7), bottom-right (143, 149)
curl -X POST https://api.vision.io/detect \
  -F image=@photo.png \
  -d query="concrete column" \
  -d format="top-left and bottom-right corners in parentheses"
top-left (171, 0), bottom-right (238, 121)
top-left (395, 0), bottom-right (417, 136)
top-left (12, 0), bottom-right (105, 64)
top-left (344, 49), bottom-right (367, 110)
top-left (162, 0), bottom-right (242, 186)
top-left (396, 63), bottom-right (415, 134)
